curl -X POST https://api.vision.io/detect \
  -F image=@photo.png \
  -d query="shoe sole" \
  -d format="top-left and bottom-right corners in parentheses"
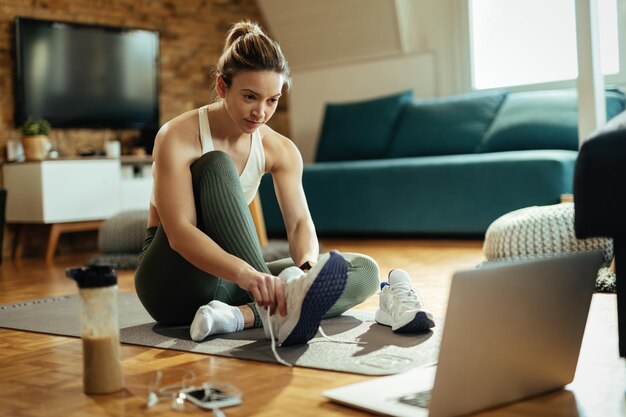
top-left (393, 311), bottom-right (435, 333)
top-left (280, 251), bottom-right (348, 346)
top-left (375, 309), bottom-right (435, 333)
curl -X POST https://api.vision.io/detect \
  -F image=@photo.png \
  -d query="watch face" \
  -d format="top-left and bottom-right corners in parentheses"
top-left (299, 261), bottom-right (312, 271)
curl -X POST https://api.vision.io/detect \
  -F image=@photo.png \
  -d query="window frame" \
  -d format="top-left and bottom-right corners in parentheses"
top-left (457, 0), bottom-right (626, 93)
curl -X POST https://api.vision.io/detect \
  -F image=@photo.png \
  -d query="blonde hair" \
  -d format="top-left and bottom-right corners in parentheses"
top-left (216, 21), bottom-right (291, 91)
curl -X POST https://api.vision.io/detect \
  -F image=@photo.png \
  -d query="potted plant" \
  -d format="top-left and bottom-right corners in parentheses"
top-left (20, 117), bottom-right (52, 161)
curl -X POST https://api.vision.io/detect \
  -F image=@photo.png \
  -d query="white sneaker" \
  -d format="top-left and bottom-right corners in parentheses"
top-left (375, 269), bottom-right (435, 333)
top-left (258, 250), bottom-right (348, 346)
top-left (259, 266), bottom-right (304, 340)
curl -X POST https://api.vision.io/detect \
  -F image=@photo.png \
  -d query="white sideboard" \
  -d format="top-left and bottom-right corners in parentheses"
top-left (119, 157), bottom-right (153, 212)
top-left (2, 157), bottom-right (153, 260)
top-left (4, 159), bottom-right (120, 223)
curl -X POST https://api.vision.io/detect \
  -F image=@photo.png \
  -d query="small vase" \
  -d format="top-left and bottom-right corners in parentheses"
top-left (21, 135), bottom-right (51, 161)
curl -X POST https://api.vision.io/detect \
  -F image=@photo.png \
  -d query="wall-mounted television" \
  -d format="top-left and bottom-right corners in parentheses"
top-left (14, 17), bottom-right (160, 129)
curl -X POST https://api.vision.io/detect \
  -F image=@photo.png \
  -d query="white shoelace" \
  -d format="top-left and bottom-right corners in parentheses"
top-left (391, 282), bottom-right (423, 308)
top-left (264, 307), bottom-right (292, 367)
top-left (316, 327), bottom-right (366, 346)
top-left (264, 308), bottom-right (366, 367)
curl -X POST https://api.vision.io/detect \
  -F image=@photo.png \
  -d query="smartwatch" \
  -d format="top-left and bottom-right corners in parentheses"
top-left (299, 261), bottom-right (312, 271)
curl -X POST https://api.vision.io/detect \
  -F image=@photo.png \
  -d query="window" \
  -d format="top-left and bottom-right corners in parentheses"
top-left (467, 0), bottom-right (621, 90)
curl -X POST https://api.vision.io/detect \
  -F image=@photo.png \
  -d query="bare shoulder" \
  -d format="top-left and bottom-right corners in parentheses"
top-left (153, 108), bottom-right (201, 165)
top-left (260, 125), bottom-right (302, 173)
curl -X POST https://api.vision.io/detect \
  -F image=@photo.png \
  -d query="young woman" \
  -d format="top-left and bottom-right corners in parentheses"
top-left (134, 21), bottom-right (380, 347)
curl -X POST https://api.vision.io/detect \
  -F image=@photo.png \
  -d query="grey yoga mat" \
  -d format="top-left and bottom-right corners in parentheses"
top-left (0, 293), bottom-right (441, 376)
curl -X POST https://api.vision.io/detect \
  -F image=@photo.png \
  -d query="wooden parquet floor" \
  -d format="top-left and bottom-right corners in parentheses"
top-left (0, 239), bottom-right (624, 417)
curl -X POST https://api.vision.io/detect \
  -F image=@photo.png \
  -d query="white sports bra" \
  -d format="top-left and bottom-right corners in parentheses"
top-left (150, 104), bottom-right (266, 208)
top-left (198, 104), bottom-right (265, 204)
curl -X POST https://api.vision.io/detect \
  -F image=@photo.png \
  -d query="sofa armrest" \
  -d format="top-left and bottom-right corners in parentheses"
top-left (574, 120), bottom-right (626, 239)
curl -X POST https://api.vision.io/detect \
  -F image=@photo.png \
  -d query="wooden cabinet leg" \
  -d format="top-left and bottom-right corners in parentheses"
top-left (10, 221), bottom-right (103, 261)
top-left (13, 224), bottom-right (25, 259)
top-left (249, 194), bottom-right (268, 247)
top-left (46, 224), bottom-right (61, 263)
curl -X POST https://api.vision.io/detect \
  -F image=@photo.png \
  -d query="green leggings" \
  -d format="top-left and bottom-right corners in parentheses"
top-left (134, 151), bottom-right (380, 326)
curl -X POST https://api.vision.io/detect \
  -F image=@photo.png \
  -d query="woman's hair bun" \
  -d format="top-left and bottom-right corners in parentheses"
top-left (217, 20), bottom-right (291, 91)
top-left (224, 21), bottom-right (263, 49)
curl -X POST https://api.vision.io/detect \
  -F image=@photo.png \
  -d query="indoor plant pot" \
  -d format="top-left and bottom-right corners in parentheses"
top-left (20, 118), bottom-right (51, 161)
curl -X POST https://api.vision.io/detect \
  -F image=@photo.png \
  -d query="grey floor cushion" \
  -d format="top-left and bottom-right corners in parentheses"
top-left (86, 210), bottom-right (292, 269)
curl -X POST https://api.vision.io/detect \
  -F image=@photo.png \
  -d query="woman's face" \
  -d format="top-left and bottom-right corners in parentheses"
top-left (219, 70), bottom-right (284, 134)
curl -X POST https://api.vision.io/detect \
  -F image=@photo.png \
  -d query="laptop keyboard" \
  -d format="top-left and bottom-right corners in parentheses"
top-left (397, 390), bottom-right (432, 408)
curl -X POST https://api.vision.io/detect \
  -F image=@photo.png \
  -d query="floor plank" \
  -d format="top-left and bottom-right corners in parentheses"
top-left (0, 239), bottom-right (624, 417)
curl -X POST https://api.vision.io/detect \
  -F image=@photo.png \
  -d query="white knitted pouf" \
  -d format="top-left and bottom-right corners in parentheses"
top-left (484, 202), bottom-right (613, 266)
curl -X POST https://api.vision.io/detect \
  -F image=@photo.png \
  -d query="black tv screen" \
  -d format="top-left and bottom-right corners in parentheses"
top-left (14, 17), bottom-right (159, 128)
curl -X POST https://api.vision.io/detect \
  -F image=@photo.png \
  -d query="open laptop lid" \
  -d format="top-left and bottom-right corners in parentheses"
top-left (323, 251), bottom-right (603, 417)
top-left (428, 250), bottom-right (603, 417)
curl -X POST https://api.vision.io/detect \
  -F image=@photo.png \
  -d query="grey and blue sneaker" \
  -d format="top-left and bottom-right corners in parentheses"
top-left (259, 250), bottom-right (348, 347)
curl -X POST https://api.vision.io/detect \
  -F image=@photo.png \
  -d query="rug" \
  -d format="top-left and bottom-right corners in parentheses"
top-left (0, 293), bottom-right (441, 376)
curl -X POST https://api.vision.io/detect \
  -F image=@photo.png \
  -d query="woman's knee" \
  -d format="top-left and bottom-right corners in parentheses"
top-left (190, 150), bottom-right (238, 181)
top-left (344, 252), bottom-right (380, 302)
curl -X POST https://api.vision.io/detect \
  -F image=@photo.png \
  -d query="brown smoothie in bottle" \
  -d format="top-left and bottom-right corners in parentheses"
top-left (82, 335), bottom-right (123, 394)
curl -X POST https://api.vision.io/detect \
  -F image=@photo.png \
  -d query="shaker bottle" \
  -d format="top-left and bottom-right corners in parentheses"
top-left (66, 266), bottom-right (124, 394)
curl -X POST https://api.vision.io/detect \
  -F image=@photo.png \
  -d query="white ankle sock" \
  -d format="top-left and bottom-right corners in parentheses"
top-left (190, 300), bottom-right (245, 342)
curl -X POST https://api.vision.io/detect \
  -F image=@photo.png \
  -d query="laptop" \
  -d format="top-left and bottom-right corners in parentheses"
top-left (323, 250), bottom-right (603, 417)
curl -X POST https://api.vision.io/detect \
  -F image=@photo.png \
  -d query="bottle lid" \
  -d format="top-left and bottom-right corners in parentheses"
top-left (66, 266), bottom-right (117, 288)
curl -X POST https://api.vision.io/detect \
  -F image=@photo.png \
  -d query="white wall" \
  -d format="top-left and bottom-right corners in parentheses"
top-left (257, 0), bottom-right (405, 70)
top-left (258, 0), bottom-right (456, 162)
top-left (258, 0), bottom-right (626, 161)
top-left (290, 53), bottom-right (436, 162)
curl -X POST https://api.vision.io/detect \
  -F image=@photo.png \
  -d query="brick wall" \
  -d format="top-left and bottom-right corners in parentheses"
top-left (0, 0), bottom-right (290, 258)
top-left (0, 0), bottom-right (290, 159)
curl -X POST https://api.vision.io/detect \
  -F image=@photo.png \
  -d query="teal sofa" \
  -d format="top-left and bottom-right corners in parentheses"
top-left (259, 88), bottom-right (626, 236)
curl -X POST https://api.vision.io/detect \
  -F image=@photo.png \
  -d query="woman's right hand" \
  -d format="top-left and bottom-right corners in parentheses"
top-left (236, 270), bottom-right (287, 317)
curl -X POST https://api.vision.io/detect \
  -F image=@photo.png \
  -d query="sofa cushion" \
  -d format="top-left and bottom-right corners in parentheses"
top-left (259, 150), bottom-right (577, 235)
top-left (315, 90), bottom-right (412, 162)
top-left (388, 89), bottom-right (507, 157)
top-left (477, 89), bottom-right (626, 153)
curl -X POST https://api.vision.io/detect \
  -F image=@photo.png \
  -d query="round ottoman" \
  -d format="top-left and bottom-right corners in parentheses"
top-left (483, 202), bottom-right (614, 292)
